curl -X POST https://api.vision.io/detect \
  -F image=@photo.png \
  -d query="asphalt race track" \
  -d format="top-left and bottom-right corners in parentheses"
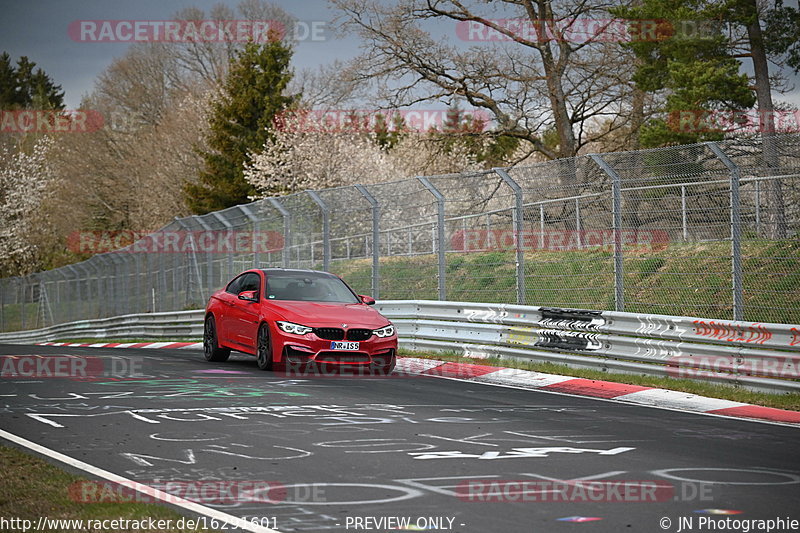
top-left (1, 343), bottom-right (799, 533)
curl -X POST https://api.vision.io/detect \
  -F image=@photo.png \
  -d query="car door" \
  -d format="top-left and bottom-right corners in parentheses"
top-left (217, 274), bottom-right (245, 345)
top-left (230, 272), bottom-right (262, 351)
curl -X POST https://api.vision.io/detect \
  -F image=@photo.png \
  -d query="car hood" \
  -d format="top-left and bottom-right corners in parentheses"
top-left (266, 300), bottom-right (391, 329)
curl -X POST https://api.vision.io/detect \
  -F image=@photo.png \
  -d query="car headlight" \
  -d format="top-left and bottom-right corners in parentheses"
top-left (277, 321), bottom-right (313, 335)
top-left (373, 324), bottom-right (395, 338)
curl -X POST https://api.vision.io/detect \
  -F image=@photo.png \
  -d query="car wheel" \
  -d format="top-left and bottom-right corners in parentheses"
top-left (256, 323), bottom-right (273, 371)
top-left (204, 315), bottom-right (230, 362)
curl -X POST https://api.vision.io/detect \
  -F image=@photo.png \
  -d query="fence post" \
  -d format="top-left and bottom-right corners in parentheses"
top-left (590, 154), bottom-right (625, 312)
top-left (681, 185), bottom-right (688, 241)
top-left (55, 268), bottom-right (70, 326)
top-left (211, 213), bottom-right (234, 282)
top-left (175, 217), bottom-right (202, 309)
top-left (267, 198), bottom-right (291, 268)
top-left (418, 176), bottom-right (447, 301)
top-left (0, 278), bottom-right (5, 332)
top-left (355, 184), bottom-right (381, 299)
top-left (307, 191), bottom-right (331, 272)
top-left (708, 142), bottom-right (744, 321)
top-left (64, 265), bottom-right (82, 321)
top-left (92, 256), bottom-right (105, 318)
top-left (238, 205), bottom-right (261, 268)
top-left (192, 216), bottom-right (214, 295)
top-left (493, 168), bottom-right (526, 305)
top-left (755, 179), bottom-right (761, 236)
top-left (106, 255), bottom-right (120, 317)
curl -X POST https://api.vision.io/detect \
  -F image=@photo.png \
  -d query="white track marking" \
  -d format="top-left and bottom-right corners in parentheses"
top-left (0, 428), bottom-right (281, 533)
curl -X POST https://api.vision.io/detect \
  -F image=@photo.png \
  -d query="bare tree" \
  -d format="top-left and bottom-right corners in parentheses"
top-left (331, 0), bottom-right (640, 178)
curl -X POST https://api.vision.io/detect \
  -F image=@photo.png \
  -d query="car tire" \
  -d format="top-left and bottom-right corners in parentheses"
top-left (256, 323), bottom-right (273, 371)
top-left (204, 315), bottom-right (231, 362)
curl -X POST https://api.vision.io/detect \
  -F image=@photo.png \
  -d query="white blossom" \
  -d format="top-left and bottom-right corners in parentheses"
top-left (244, 111), bottom-right (482, 198)
top-left (0, 137), bottom-right (57, 275)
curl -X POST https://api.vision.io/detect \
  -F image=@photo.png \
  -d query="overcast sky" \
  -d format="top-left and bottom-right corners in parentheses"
top-left (0, 0), bottom-right (359, 109)
top-left (1, 0), bottom-right (798, 111)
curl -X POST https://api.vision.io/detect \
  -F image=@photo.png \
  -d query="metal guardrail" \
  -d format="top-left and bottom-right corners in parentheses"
top-left (0, 310), bottom-right (205, 343)
top-left (0, 301), bottom-right (797, 393)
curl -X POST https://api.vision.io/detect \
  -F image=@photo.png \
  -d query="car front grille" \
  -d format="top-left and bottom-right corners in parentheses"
top-left (314, 327), bottom-right (345, 340)
top-left (346, 329), bottom-right (373, 341)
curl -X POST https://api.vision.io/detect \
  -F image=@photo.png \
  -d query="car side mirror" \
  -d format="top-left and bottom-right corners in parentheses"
top-left (359, 295), bottom-right (376, 306)
top-left (238, 290), bottom-right (258, 302)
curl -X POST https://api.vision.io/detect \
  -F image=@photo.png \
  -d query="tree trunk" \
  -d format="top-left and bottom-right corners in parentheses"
top-left (744, 0), bottom-right (787, 239)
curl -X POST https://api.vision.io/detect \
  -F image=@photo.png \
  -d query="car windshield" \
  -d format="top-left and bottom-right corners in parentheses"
top-left (265, 272), bottom-right (359, 303)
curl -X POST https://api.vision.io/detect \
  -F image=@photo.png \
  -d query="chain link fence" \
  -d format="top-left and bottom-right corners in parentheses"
top-left (1, 134), bottom-right (799, 332)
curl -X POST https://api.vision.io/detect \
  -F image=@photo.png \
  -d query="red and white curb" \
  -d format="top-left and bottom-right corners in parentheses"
top-left (34, 342), bottom-right (800, 426)
top-left (38, 341), bottom-right (203, 350)
top-left (395, 358), bottom-right (800, 426)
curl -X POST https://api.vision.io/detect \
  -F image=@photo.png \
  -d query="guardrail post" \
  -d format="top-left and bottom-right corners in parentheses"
top-left (493, 168), bottom-right (526, 305)
top-left (267, 198), bottom-right (291, 268)
top-left (418, 176), bottom-right (447, 301)
top-left (708, 142), bottom-right (744, 321)
top-left (355, 184), bottom-right (381, 299)
top-left (307, 191), bottom-right (330, 272)
top-left (590, 154), bottom-right (625, 312)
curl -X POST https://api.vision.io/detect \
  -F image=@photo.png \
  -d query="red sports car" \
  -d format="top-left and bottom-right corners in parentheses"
top-left (203, 269), bottom-right (397, 374)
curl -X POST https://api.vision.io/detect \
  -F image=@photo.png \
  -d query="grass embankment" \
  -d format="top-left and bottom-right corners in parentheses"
top-left (332, 239), bottom-right (800, 324)
top-left (0, 446), bottom-right (220, 532)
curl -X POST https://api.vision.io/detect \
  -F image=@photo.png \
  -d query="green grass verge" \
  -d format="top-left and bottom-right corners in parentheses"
top-left (399, 348), bottom-right (800, 412)
top-left (329, 239), bottom-right (800, 323)
top-left (0, 446), bottom-right (220, 532)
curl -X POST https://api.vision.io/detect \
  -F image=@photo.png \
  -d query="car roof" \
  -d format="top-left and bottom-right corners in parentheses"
top-left (258, 268), bottom-right (337, 277)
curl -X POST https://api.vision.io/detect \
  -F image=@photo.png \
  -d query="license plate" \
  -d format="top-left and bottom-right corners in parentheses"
top-left (330, 341), bottom-right (359, 351)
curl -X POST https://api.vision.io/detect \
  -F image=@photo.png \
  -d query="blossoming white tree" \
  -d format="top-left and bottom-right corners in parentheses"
top-left (0, 137), bottom-right (56, 276)
top-left (244, 111), bottom-right (483, 198)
